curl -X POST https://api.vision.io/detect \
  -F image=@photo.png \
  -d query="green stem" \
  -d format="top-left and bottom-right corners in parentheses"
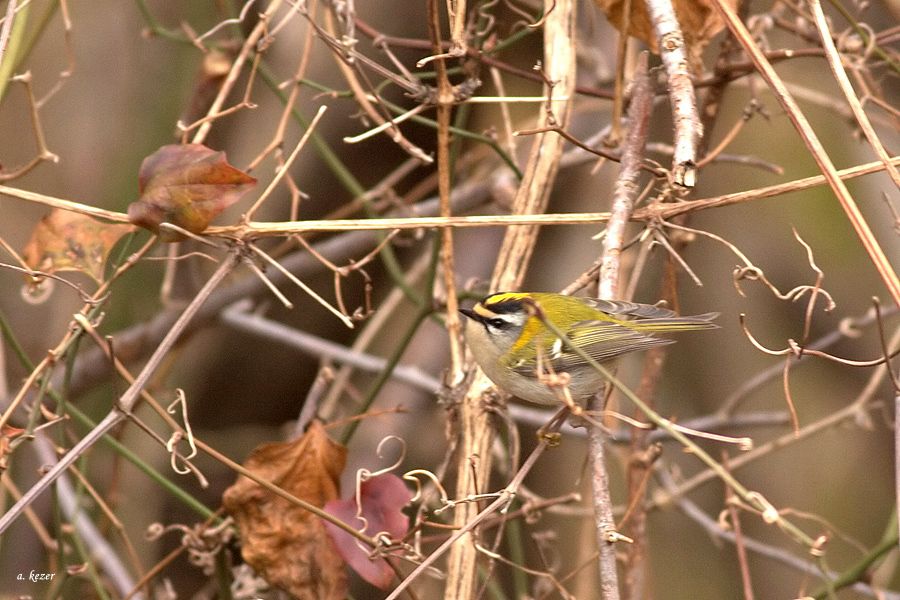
top-left (68, 523), bottom-right (113, 600)
top-left (378, 96), bottom-right (522, 179)
top-left (68, 403), bottom-right (216, 519)
top-left (340, 304), bottom-right (431, 445)
top-left (0, 0), bottom-right (30, 103)
top-left (13, 0), bottom-right (59, 73)
top-left (505, 508), bottom-right (529, 597)
top-left (133, 0), bottom-right (189, 42)
top-left (255, 63), bottom-right (423, 305)
top-left (214, 548), bottom-right (234, 600)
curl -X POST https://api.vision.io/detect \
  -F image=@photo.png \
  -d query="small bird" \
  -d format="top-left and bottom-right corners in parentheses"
top-left (460, 292), bottom-right (719, 405)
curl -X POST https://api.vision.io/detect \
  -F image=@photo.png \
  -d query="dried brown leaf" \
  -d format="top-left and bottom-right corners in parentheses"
top-left (595, 0), bottom-right (739, 57)
top-left (222, 421), bottom-right (348, 599)
top-left (21, 209), bottom-right (134, 283)
top-left (127, 143), bottom-right (256, 242)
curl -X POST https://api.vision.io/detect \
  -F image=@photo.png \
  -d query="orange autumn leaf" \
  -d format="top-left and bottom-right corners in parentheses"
top-left (595, 0), bottom-right (740, 58)
top-left (0, 424), bottom-right (25, 472)
top-left (222, 421), bottom-right (348, 599)
top-left (22, 209), bottom-right (134, 283)
top-left (127, 143), bottom-right (256, 242)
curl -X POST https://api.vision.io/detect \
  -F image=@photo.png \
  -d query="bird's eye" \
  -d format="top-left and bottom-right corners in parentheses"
top-left (486, 318), bottom-right (507, 330)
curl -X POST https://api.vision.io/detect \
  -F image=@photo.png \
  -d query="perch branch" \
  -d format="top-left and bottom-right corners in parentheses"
top-left (445, 0), bottom-right (577, 597)
top-left (591, 51), bottom-right (653, 600)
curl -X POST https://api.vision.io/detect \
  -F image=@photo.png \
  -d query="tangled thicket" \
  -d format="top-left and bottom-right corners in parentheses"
top-left (0, 1), bottom-right (898, 599)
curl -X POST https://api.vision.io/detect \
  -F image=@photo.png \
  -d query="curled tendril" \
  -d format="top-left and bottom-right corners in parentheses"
top-left (359, 435), bottom-right (406, 482)
top-left (345, 435), bottom-right (409, 547)
top-left (403, 469), bottom-right (449, 506)
top-left (163, 389), bottom-right (209, 487)
top-left (740, 313), bottom-right (900, 367)
top-left (144, 519), bottom-right (235, 575)
top-left (473, 0), bottom-right (498, 39)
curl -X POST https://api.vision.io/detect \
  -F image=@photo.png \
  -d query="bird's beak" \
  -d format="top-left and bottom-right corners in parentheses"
top-left (459, 307), bottom-right (480, 322)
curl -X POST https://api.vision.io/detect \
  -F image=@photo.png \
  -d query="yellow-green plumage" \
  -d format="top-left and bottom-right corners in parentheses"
top-left (460, 292), bottom-right (718, 405)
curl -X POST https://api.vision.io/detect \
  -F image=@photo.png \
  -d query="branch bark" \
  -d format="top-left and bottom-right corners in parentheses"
top-left (444, 0), bottom-right (577, 597)
top-left (645, 0), bottom-right (701, 187)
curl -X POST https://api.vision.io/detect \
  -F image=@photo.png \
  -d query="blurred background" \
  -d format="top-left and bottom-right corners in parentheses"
top-left (0, 0), bottom-right (898, 598)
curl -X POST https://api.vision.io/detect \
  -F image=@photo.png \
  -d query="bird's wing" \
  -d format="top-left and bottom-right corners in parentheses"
top-left (510, 319), bottom-right (673, 375)
top-left (579, 299), bottom-right (679, 320)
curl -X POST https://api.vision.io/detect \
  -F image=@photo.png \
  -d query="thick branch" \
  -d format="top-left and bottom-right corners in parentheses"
top-left (445, 0), bottom-right (577, 597)
top-left (645, 0), bottom-right (701, 187)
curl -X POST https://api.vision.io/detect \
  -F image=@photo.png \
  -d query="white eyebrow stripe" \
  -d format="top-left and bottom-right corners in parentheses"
top-left (499, 313), bottom-right (527, 327)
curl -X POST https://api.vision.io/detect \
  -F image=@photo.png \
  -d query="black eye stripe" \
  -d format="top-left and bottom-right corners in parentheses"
top-left (486, 318), bottom-right (508, 329)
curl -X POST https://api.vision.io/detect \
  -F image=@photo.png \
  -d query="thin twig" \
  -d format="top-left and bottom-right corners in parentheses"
top-left (599, 52), bottom-right (651, 300)
top-left (896, 392), bottom-right (900, 552)
top-left (192, 0), bottom-right (284, 144)
top-left (31, 435), bottom-right (143, 598)
top-left (2, 157), bottom-right (896, 236)
top-left (320, 4), bottom-right (432, 163)
top-left (242, 104), bottom-right (328, 220)
top-left (64, 290), bottom-right (386, 551)
top-left (426, 0), bottom-right (465, 386)
top-left (220, 301), bottom-right (438, 392)
top-left (723, 454), bottom-right (756, 600)
top-left (654, 331), bottom-right (898, 506)
top-left (386, 416), bottom-right (564, 600)
top-left (637, 156), bottom-right (900, 221)
top-left (60, 181), bottom-right (493, 400)
top-left (0, 71), bottom-right (59, 182)
top-left (659, 469), bottom-right (898, 600)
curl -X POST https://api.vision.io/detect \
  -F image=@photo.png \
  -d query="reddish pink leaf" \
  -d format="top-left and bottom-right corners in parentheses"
top-left (127, 143), bottom-right (256, 241)
top-left (323, 474), bottom-right (411, 589)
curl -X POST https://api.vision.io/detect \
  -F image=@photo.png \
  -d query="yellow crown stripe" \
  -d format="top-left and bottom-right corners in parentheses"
top-left (486, 292), bottom-right (528, 305)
